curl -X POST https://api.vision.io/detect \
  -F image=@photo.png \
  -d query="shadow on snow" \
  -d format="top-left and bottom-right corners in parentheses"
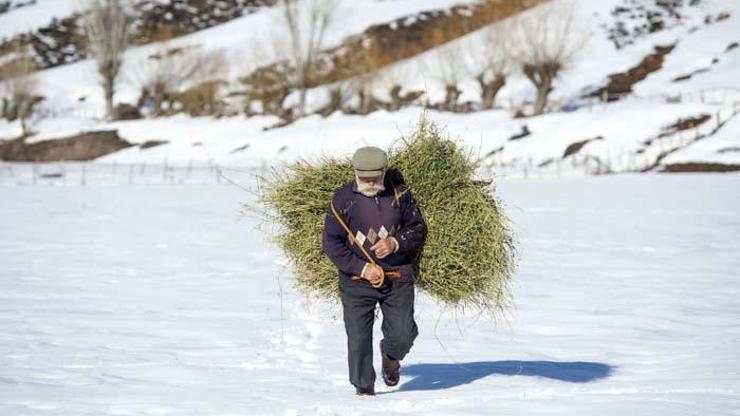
top-left (397, 360), bottom-right (615, 391)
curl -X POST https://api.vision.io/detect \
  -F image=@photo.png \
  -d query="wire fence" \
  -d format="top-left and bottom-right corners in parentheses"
top-left (0, 161), bottom-right (267, 187)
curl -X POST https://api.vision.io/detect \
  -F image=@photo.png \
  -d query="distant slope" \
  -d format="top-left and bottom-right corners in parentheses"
top-left (0, 0), bottom-right (738, 171)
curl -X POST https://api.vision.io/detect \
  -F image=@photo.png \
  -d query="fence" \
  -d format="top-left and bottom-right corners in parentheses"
top-left (1, 157), bottom-right (609, 187)
top-left (0, 161), bottom-right (269, 187)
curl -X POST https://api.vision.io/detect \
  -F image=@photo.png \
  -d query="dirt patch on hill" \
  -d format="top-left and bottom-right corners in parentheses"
top-left (592, 44), bottom-right (675, 100)
top-left (563, 136), bottom-right (604, 158)
top-left (0, 130), bottom-right (132, 161)
top-left (661, 162), bottom-right (740, 172)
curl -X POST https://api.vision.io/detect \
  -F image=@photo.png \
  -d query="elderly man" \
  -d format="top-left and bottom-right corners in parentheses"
top-left (322, 146), bottom-right (426, 396)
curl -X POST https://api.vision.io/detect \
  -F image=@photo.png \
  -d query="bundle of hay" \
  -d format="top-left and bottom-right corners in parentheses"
top-left (258, 117), bottom-right (516, 313)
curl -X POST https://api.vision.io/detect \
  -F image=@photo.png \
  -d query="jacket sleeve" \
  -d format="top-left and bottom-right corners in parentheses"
top-left (322, 197), bottom-right (367, 277)
top-left (394, 189), bottom-right (426, 258)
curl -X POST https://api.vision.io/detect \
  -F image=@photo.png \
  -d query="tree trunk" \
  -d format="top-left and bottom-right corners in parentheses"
top-left (524, 61), bottom-right (559, 116)
top-left (478, 73), bottom-right (506, 110)
top-left (533, 74), bottom-right (552, 115)
top-left (103, 75), bottom-right (115, 119)
top-left (297, 86), bottom-right (307, 117)
top-left (389, 85), bottom-right (402, 111)
top-left (358, 89), bottom-right (371, 115)
top-left (444, 84), bottom-right (461, 112)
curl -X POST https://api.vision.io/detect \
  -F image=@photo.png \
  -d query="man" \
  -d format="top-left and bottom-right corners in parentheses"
top-left (322, 146), bottom-right (426, 396)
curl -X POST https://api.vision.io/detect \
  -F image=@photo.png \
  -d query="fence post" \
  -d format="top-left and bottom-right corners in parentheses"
top-left (60, 160), bottom-right (66, 186)
top-left (81, 162), bottom-right (87, 186)
top-left (128, 164), bottom-right (134, 185)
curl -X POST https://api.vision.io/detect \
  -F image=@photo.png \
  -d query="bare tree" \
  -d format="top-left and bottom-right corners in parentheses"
top-left (279, 0), bottom-right (336, 117)
top-left (466, 19), bottom-right (514, 110)
top-left (514, 0), bottom-right (584, 115)
top-left (82, 0), bottom-right (132, 119)
top-left (133, 44), bottom-right (222, 116)
top-left (0, 44), bottom-right (41, 137)
top-left (429, 44), bottom-right (465, 112)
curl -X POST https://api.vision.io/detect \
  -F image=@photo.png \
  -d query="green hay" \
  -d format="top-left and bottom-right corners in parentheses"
top-left (257, 116), bottom-right (516, 313)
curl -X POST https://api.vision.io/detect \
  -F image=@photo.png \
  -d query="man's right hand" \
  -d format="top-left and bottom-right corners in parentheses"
top-left (363, 263), bottom-right (384, 282)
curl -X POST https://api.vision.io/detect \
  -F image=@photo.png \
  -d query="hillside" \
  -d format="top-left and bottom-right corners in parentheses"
top-left (0, 0), bottom-right (739, 173)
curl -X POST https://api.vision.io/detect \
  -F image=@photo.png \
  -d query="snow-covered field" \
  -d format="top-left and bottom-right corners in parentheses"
top-left (2, 173), bottom-right (739, 415)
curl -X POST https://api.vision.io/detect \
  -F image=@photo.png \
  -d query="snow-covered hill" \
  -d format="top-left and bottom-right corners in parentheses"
top-left (0, 0), bottom-right (739, 172)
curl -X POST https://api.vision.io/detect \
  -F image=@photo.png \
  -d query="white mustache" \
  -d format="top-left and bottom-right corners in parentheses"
top-left (355, 176), bottom-right (385, 197)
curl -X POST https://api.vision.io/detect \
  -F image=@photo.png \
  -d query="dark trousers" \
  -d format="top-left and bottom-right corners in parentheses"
top-left (339, 278), bottom-right (418, 389)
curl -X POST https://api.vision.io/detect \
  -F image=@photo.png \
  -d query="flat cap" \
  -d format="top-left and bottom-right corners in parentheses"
top-left (352, 146), bottom-right (388, 177)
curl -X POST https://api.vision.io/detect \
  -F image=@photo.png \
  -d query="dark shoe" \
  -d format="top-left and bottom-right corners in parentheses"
top-left (381, 351), bottom-right (401, 387)
top-left (355, 386), bottom-right (375, 396)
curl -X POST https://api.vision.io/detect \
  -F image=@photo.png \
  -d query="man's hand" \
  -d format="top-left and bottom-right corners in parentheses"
top-left (370, 237), bottom-right (397, 259)
top-left (363, 263), bottom-right (384, 282)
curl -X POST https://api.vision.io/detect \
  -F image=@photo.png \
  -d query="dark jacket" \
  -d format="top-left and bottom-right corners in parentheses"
top-left (322, 177), bottom-right (426, 283)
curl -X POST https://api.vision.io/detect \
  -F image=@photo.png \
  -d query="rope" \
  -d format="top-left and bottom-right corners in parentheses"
top-left (330, 200), bottom-right (401, 288)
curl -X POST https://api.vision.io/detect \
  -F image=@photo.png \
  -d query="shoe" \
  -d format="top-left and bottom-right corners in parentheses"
top-left (381, 351), bottom-right (401, 387)
top-left (355, 386), bottom-right (375, 396)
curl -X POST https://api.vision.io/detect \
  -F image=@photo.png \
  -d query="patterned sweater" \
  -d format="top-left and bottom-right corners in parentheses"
top-left (322, 178), bottom-right (426, 283)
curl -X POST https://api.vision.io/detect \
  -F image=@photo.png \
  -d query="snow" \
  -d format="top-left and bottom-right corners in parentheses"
top-left (1, 173), bottom-right (739, 414)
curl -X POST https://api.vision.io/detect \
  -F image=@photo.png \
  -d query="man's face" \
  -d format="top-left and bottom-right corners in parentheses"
top-left (355, 171), bottom-right (385, 197)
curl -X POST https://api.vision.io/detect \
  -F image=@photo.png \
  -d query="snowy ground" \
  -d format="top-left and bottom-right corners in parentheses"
top-left (1, 172), bottom-right (740, 415)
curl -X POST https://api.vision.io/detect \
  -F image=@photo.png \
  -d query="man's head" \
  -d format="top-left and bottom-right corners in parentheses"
top-left (352, 146), bottom-right (388, 197)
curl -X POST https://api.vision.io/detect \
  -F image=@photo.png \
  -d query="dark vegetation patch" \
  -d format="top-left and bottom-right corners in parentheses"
top-left (672, 67), bottom-right (710, 82)
top-left (563, 136), bottom-right (603, 158)
top-left (661, 162), bottom-right (740, 172)
top-left (231, 143), bottom-right (250, 153)
top-left (592, 45), bottom-right (675, 99)
top-left (602, 0), bottom-right (700, 50)
top-left (666, 114), bottom-right (711, 131)
top-left (0, 130), bottom-right (132, 161)
top-left (507, 126), bottom-right (530, 141)
top-left (139, 140), bottom-right (168, 149)
top-left (717, 146), bottom-right (740, 154)
top-left (0, 0), bottom-right (36, 15)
